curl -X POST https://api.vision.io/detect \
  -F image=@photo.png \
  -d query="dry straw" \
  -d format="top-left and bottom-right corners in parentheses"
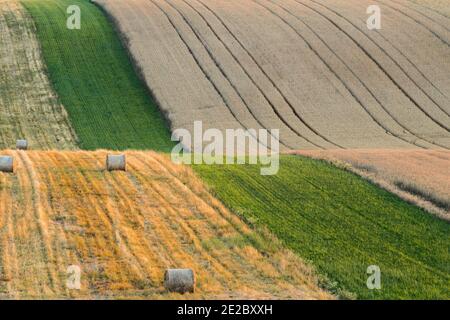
top-left (164, 269), bottom-right (195, 293)
top-left (106, 154), bottom-right (126, 171)
top-left (0, 156), bottom-right (14, 173)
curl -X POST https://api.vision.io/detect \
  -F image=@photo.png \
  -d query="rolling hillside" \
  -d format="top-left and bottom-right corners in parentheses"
top-left (194, 155), bottom-right (450, 299)
top-left (0, 0), bottom-right (446, 301)
top-left (22, 0), bottom-right (174, 151)
top-left (0, 150), bottom-right (330, 299)
top-left (298, 149), bottom-right (450, 219)
top-left (95, 0), bottom-right (450, 150)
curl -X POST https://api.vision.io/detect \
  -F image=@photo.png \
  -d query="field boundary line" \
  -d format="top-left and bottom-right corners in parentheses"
top-left (22, 3), bottom-right (81, 146)
top-left (130, 153), bottom-right (237, 285)
top-left (144, 151), bottom-right (280, 275)
top-left (149, 152), bottom-right (258, 241)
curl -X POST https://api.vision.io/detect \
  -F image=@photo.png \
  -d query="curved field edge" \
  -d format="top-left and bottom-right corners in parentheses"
top-left (21, 0), bottom-right (174, 152)
top-left (0, 150), bottom-right (331, 299)
top-left (193, 155), bottom-right (450, 299)
top-left (296, 149), bottom-right (450, 220)
top-left (93, 0), bottom-right (450, 150)
top-left (0, 0), bottom-right (78, 150)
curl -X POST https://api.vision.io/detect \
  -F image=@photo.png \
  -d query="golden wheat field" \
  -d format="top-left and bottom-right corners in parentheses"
top-left (0, 150), bottom-right (331, 299)
top-left (95, 0), bottom-right (450, 150)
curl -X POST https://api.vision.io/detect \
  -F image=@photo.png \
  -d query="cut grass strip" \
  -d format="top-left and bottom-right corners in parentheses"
top-left (194, 155), bottom-right (450, 299)
top-left (21, 0), bottom-right (174, 151)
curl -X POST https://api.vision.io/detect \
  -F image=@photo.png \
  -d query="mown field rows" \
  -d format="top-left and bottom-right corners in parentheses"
top-left (21, 0), bottom-right (174, 152)
top-left (0, 0), bottom-right (78, 150)
top-left (0, 150), bottom-right (330, 299)
top-left (95, 0), bottom-right (450, 150)
top-left (298, 149), bottom-right (450, 219)
top-left (194, 155), bottom-right (450, 299)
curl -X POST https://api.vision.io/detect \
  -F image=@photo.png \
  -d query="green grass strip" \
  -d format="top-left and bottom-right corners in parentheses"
top-left (194, 155), bottom-right (450, 299)
top-left (22, 0), bottom-right (174, 151)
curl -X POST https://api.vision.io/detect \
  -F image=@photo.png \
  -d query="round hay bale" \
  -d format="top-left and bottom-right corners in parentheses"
top-left (16, 139), bottom-right (28, 150)
top-left (0, 156), bottom-right (13, 173)
top-left (106, 154), bottom-right (126, 171)
top-left (164, 269), bottom-right (195, 293)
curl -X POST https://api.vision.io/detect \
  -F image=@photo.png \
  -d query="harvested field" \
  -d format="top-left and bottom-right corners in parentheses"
top-left (297, 149), bottom-right (450, 220)
top-left (94, 0), bottom-right (450, 150)
top-left (0, 150), bottom-right (330, 299)
top-left (0, 0), bottom-right (78, 150)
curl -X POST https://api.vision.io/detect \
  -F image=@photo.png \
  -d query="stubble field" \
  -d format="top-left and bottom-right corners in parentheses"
top-left (0, 150), bottom-right (330, 299)
top-left (0, 0), bottom-right (78, 150)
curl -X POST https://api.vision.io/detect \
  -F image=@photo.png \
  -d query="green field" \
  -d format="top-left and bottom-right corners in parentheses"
top-left (194, 155), bottom-right (450, 299)
top-left (20, 0), bottom-right (449, 300)
top-left (22, 0), bottom-right (174, 151)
